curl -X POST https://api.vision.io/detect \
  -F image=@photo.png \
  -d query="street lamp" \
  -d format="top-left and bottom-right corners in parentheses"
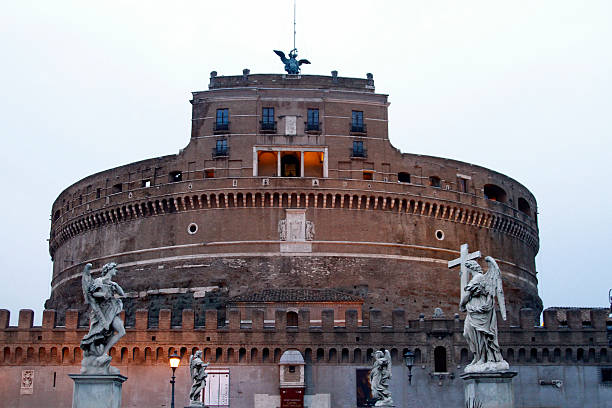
top-left (169, 351), bottom-right (181, 408)
top-left (404, 350), bottom-right (415, 384)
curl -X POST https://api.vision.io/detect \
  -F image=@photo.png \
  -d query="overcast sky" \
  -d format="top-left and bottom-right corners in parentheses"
top-left (1, 1), bottom-right (610, 324)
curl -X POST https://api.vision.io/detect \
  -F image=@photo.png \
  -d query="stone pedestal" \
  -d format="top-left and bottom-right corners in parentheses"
top-left (460, 371), bottom-right (517, 408)
top-left (69, 374), bottom-right (127, 408)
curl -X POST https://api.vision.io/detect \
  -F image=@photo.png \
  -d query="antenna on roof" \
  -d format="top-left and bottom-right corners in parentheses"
top-left (293, 0), bottom-right (297, 52)
top-left (273, 0), bottom-right (311, 74)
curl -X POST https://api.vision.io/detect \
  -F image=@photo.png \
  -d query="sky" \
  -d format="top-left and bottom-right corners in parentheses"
top-left (0, 1), bottom-right (610, 324)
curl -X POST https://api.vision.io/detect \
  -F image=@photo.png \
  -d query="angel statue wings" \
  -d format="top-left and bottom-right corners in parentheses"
top-left (460, 256), bottom-right (509, 373)
top-left (189, 350), bottom-right (209, 406)
top-left (273, 49), bottom-right (310, 74)
top-left (369, 349), bottom-right (394, 407)
top-left (79, 262), bottom-right (126, 374)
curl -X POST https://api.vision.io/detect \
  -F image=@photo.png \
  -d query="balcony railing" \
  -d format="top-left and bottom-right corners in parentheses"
top-left (214, 122), bottom-right (230, 133)
top-left (305, 121), bottom-right (322, 132)
top-left (350, 123), bottom-right (367, 134)
top-left (350, 147), bottom-right (368, 158)
top-left (260, 121), bottom-right (277, 133)
top-left (212, 147), bottom-right (230, 158)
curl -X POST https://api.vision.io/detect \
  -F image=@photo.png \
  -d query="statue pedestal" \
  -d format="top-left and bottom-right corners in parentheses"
top-left (460, 371), bottom-right (517, 408)
top-left (69, 374), bottom-right (127, 408)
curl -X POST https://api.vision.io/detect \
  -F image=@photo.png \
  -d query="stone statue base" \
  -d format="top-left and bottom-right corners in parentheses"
top-left (69, 374), bottom-right (127, 408)
top-left (461, 371), bottom-right (517, 408)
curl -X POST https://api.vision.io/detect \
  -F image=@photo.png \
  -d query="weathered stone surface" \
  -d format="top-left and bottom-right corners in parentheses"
top-left (461, 371), bottom-right (517, 408)
top-left (69, 374), bottom-right (127, 408)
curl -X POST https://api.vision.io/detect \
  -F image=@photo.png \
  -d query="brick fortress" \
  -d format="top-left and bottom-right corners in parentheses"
top-left (1, 71), bottom-right (610, 407)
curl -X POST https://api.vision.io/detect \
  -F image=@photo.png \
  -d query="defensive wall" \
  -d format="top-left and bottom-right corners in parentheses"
top-left (1, 307), bottom-right (610, 407)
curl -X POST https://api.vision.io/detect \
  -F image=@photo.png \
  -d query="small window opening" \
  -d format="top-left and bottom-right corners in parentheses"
top-left (429, 176), bottom-right (441, 188)
top-left (518, 197), bottom-right (531, 217)
top-left (434, 346), bottom-right (447, 372)
top-left (112, 183), bottom-right (123, 194)
top-left (289, 365), bottom-right (296, 373)
top-left (142, 179), bottom-right (151, 188)
top-left (169, 171), bottom-right (182, 183)
top-left (458, 178), bottom-right (468, 193)
top-left (352, 141), bottom-right (366, 157)
top-left (363, 171), bottom-right (373, 181)
top-left (96, 188), bottom-right (102, 199)
top-left (287, 311), bottom-right (298, 327)
top-left (205, 169), bottom-right (215, 179)
top-left (435, 230), bottom-right (444, 240)
top-left (53, 210), bottom-right (61, 221)
top-left (187, 223), bottom-right (198, 235)
top-left (398, 172), bottom-right (411, 183)
top-left (484, 184), bottom-right (507, 203)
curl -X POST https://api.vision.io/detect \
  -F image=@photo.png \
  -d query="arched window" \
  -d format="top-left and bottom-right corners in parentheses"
top-left (398, 172), bottom-right (411, 183)
top-left (484, 184), bottom-right (507, 203)
top-left (287, 311), bottom-right (298, 327)
top-left (434, 346), bottom-right (447, 372)
top-left (518, 197), bottom-right (531, 216)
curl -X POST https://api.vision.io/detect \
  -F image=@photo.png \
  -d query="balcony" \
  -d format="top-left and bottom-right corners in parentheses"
top-left (350, 123), bottom-right (367, 134)
top-left (305, 121), bottom-right (322, 133)
top-left (214, 122), bottom-right (230, 134)
top-left (260, 121), bottom-right (277, 133)
top-left (350, 147), bottom-right (367, 158)
top-left (212, 147), bottom-right (230, 158)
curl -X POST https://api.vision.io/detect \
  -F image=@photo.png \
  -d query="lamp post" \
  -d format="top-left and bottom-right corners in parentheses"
top-left (169, 351), bottom-right (181, 408)
top-left (404, 350), bottom-right (415, 384)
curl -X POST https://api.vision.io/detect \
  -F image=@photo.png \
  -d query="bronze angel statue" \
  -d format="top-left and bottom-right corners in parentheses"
top-left (189, 350), bottom-right (209, 406)
top-left (460, 256), bottom-right (509, 373)
top-left (273, 48), bottom-right (310, 74)
top-left (369, 349), bottom-right (394, 406)
top-left (79, 262), bottom-right (126, 374)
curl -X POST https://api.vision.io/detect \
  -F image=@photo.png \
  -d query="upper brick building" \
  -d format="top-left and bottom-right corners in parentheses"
top-left (46, 71), bottom-right (540, 327)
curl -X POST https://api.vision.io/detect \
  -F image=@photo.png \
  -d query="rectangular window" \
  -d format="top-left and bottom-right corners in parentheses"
top-left (261, 107), bottom-right (275, 131)
top-left (362, 171), bottom-right (373, 180)
top-left (215, 108), bottom-right (229, 131)
top-left (205, 169), bottom-right (215, 178)
top-left (112, 183), bottom-right (123, 194)
top-left (142, 179), bottom-right (151, 188)
top-left (352, 141), bottom-right (366, 157)
top-left (215, 139), bottom-right (228, 156)
top-left (458, 178), bottom-right (468, 193)
top-left (96, 188), bottom-right (102, 199)
top-left (169, 171), bottom-right (182, 183)
top-left (307, 108), bottom-right (320, 131)
top-left (351, 111), bottom-right (365, 133)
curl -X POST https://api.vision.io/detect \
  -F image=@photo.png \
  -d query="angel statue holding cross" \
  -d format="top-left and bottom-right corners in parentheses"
top-left (459, 256), bottom-right (509, 373)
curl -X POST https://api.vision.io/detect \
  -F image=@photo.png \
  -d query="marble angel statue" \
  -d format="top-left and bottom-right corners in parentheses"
top-left (79, 262), bottom-right (126, 374)
top-left (370, 349), bottom-right (394, 406)
top-left (460, 256), bottom-right (509, 373)
top-left (189, 350), bottom-right (209, 406)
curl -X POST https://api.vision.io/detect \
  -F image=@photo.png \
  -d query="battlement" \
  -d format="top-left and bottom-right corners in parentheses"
top-left (1, 308), bottom-right (609, 368)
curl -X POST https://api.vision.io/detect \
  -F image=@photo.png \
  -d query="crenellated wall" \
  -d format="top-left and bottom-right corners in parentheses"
top-left (1, 308), bottom-right (609, 368)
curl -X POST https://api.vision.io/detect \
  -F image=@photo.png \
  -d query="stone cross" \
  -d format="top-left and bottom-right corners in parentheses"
top-left (448, 243), bottom-right (481, 300)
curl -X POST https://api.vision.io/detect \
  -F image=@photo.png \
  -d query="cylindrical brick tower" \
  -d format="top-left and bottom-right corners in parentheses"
top-left (46, 72), bottom-right (541, 326)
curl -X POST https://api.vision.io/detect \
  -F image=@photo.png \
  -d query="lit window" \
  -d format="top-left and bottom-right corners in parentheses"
top-left (205, 169), bottom-right (215, 178)
top-left (363, 171), bottom-right (373, 180)
top-left (142, 179), bottom-right (151, 188)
